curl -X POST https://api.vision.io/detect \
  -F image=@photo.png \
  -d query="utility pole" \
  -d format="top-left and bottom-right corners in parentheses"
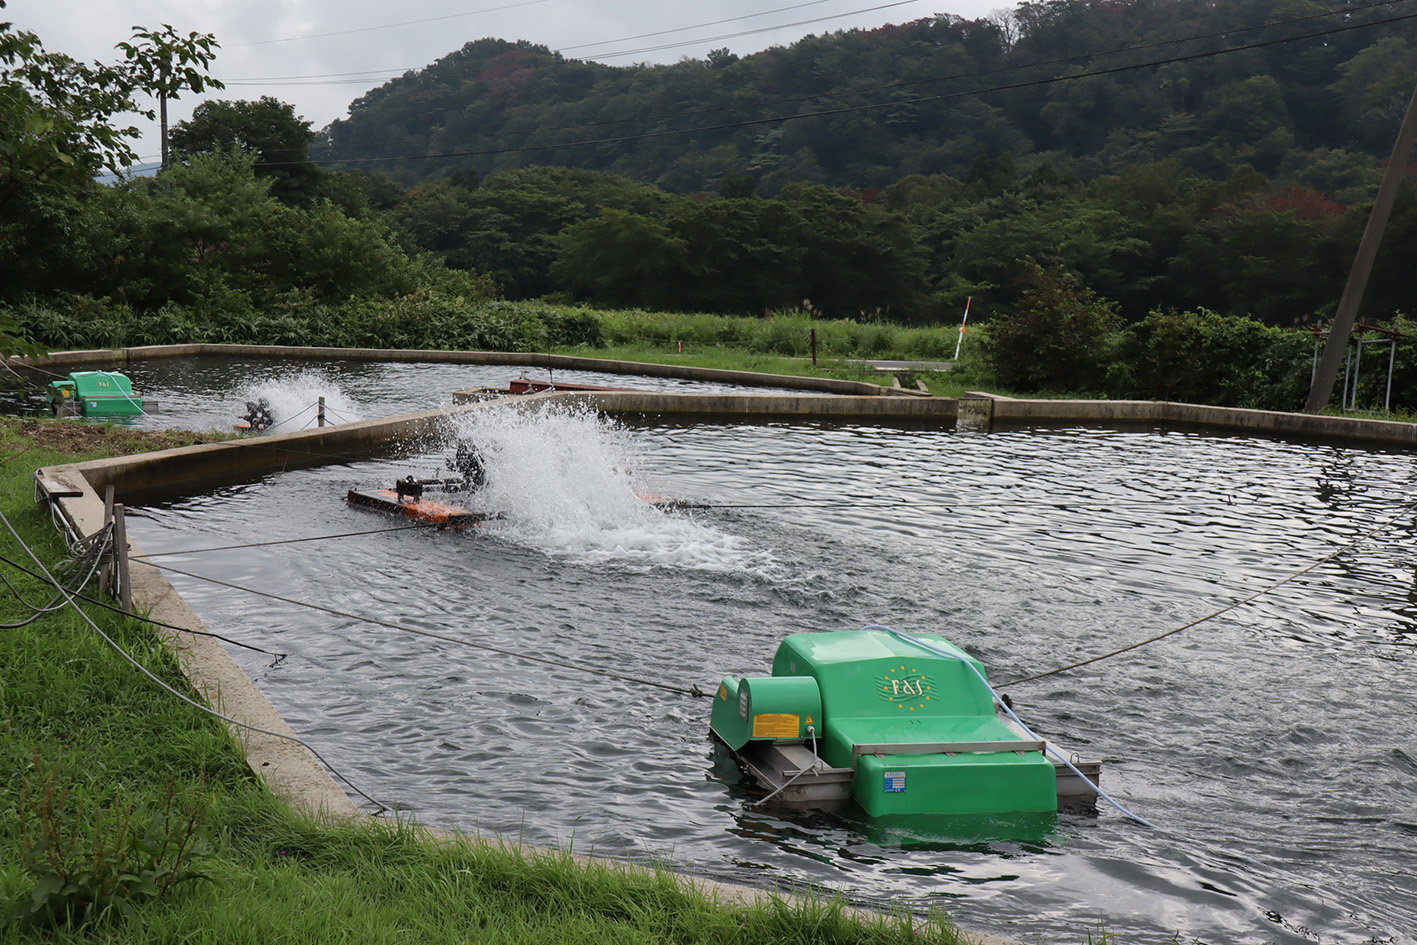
top-left (1305, 80), bottom-right (1417, 413)
top-left (159, 88), bottom-right (169, 172)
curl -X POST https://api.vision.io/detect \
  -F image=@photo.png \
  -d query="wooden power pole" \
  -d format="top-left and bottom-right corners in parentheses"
top-left (1306, 80), bottom-right (1417, 413)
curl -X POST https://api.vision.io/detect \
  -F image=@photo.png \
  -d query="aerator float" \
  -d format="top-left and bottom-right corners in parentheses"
top-left (46, 371), bottom-right (144, 419)
top-left (345, 445), bottom-right (494, 528)
top-left (710, 628), bottom-right (1100, 818)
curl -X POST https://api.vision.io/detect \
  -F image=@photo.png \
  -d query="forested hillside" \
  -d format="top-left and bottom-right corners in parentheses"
top-left (316, 0), bottom-right (1417, 199)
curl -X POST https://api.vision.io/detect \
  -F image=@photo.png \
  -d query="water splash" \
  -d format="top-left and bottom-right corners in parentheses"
top-left (244, 372), bottom-right (360, 432)
top-left (447, 404), bottom-right (778, 576)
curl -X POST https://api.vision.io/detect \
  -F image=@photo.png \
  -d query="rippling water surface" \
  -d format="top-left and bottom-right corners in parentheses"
top-left (121, 399), bottom-right (1416, 945)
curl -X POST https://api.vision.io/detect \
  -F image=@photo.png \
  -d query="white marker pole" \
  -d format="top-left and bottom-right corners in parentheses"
top-left (953, 296), bottom-right (972, 360)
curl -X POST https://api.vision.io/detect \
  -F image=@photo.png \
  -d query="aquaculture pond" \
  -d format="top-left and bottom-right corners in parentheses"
top-left (0, 355), bottom-right (785, 429)
top-left (117, 392), bottom-right (1417, 945)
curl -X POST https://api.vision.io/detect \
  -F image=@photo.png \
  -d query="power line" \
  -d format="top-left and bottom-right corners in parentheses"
top-left (221, 0), bottom-right (925, 85)
top-left (230, 0), bottom-right (551, 47)
top-left (216, 0), bottom-right (1411, 162)
top-left (559, 0), bottom-right (841, 52)
top-left (577, 0), bottom-right (922, 62)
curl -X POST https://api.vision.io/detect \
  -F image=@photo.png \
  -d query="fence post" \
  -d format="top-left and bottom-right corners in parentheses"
top-left (113, 503), bottom-right (132, 614)
top-left (101, 485), bottom-right (115, 593)
top-left (318, 396), bottom-right (326, 427)
top-left (810, 328), bottom-right (817, 366)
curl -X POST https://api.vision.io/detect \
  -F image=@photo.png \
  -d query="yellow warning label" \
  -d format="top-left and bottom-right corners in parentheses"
top-left (753, 713), bottom-right (801, 738)
top-left (718, 684), bottom-right (727, 700)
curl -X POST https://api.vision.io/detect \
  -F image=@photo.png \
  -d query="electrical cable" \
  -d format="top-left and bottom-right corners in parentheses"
top-left (230, 0), bottom-right (552, 47)
top-left (0, 358), bottom-right (62, 392)
top-left (748, 724), bottom-right (825, 807)
top-left (0, 525), bottom-right (110, 627)
top-left (999, 498), bottom-right (1417, 688)
top-left (0, 508), bottom-right (385, 813)
top-left (129, 522), bottom-right (433, 557)
top-left (232, 0), bottom-right (1404, 94)
top-left (92, 371), bottom-right (152, 417)
top-left (577, 0), bottom-right (922, 62)
top-left (560, 0), bottom-right (842, 52)
top-left (121, 0), bottom-right (1417, 166)
top-left (0, 548), bottom-right (286, 658)
top-left (143, 558), bottom-right (706, 697)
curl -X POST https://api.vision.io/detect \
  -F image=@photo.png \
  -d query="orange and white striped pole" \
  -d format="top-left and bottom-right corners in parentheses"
top-left (953, 296), bottom-right (972, 360)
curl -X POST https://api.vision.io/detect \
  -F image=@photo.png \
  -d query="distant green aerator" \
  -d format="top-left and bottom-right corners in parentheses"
top-left (710, 629), bottom-right (1099, 818)
top-left (47, 371), bottom-right (144, 418)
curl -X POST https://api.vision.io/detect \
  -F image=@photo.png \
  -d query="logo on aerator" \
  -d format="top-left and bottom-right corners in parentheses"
top-left (880, 665), bottom-right (933, 711)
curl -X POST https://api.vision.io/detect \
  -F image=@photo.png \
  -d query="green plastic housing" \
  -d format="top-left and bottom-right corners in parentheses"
top-left (47, 372), bottom-right (143, 418)
top-left (723, 630), bottom-right (1056, 816)
top-left (710, 674), bottom-right (823, 751)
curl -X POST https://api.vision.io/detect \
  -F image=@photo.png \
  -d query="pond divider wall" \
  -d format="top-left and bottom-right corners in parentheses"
top-left (957, 393), bottom-right (1417, 447)
top-left (23, 342), bottom-right (923, 398)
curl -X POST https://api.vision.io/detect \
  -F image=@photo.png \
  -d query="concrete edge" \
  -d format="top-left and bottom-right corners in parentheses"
top-left (35, 465), bottom-right (364, 822)
top-left (13, 342), bottom-right (916, 399)
top-left (457, 389), bottom-right (960, 419)
top-left (964, 393), bottom-right (1417, 447)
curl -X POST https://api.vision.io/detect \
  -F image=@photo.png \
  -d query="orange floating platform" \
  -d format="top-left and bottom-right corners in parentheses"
top-left (346, 488), bottom-right (497, 528)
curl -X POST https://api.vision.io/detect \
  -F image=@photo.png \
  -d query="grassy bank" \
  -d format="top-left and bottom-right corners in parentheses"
top-left (0, 417), bottom-right (966, 944)
top-left (8, 296), bottom-right (990, 398)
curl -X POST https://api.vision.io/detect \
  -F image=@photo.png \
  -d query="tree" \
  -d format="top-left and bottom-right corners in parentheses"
top-left (552, 209), bottom-right (689, 309)
top-left (117, 25), bottom-right (223, 172)
top-left (982, 265), bottom-right (1124, 393)
top-left (170, 97), bottom-right (320, 205)
top-left (0, 8), bottom-right (221, 298)
top-left (1, 15), bottom-right (218, 193)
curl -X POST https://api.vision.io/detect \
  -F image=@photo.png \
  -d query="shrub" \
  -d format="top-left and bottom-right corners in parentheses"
top-left (1114, 308), bottom-right (1313, 409)
top-left (982, 266), bottom-right (1123, 394)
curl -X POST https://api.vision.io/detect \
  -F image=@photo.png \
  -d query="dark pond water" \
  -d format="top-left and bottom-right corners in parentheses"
top-left (120, 398), bottom-right (1417, 945)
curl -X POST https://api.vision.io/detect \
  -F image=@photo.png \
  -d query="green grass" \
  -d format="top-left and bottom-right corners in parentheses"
top-left (0, 419), bottom-right (968, 944)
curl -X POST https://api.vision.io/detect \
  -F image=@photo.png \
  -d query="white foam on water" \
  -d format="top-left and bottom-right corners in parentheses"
top-left (448, 405), bottom-right (778, 576)
top-left (244, 372), bottom-right (361, 431)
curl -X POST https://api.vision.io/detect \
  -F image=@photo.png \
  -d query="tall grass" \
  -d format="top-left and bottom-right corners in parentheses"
top-left (6, 295), bottom-right (963, 363)
top-left (594, 308), bottom-right (961, 360)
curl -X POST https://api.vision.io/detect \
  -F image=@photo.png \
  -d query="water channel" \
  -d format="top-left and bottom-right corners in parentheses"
top-left (14, 358), bottom-right (1414, 943)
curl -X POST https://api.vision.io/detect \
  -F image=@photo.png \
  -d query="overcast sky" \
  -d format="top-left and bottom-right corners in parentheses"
top-left (8, 0), bottom-right (1007, 168)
